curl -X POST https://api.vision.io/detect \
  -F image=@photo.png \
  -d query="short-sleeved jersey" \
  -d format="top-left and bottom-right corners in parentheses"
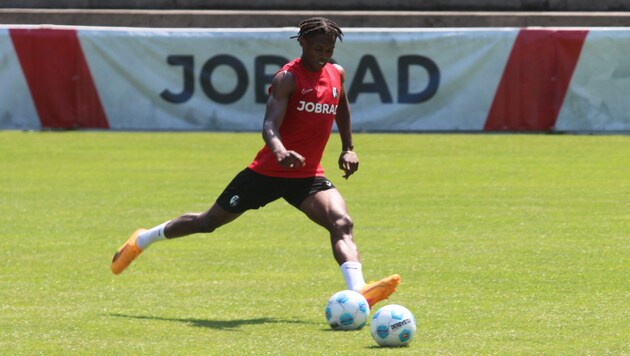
top-left (248, 58), bottom-right (342, 178)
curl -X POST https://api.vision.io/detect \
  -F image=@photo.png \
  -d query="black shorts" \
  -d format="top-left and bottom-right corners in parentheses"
top-left (216, 168), bottom-right (336, 213)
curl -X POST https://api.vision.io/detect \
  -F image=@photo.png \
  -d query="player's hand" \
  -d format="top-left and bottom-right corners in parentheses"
top-left (278, 150), bottom-right (306, 169)
top-left (338, 150), bottom-right (359, 179)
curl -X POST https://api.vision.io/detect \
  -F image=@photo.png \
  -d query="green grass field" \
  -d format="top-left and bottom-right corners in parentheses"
top-left (0, 131), bottom-right (628, 355)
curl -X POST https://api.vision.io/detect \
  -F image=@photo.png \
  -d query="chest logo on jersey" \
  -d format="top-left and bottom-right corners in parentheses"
top-left (333, 87), bottom-right (338, 99)
top-left (296, 101), bottom-right (338, 115)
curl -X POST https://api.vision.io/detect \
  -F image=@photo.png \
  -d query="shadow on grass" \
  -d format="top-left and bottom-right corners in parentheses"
top-left (109, 313), bottom-right (312, 331)
top-left (365, 344), bottom-right (410, 350)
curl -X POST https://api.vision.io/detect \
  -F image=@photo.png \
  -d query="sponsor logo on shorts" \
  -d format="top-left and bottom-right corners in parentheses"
top-left (229, 195), bottom-right (240, 207)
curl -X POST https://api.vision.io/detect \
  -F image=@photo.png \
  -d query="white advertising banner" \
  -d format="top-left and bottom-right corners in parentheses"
top-left (0, 29), bottom-right (40, 130)
top-left (81, 29), bottom-right (295, 130)
top-left (79, 28), bottom-right (518, 131)
top-left (333, 29), bottom-right (516, 131)
top-left (556, 29), bottom-right (630, 132)
top-left (1, 25), bottom-right (629, 132)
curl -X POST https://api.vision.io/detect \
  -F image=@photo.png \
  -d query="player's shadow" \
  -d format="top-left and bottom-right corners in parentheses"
top-left (109, 313), bottom-right (311, 331)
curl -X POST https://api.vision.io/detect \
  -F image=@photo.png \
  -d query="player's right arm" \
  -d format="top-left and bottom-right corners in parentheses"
top-left (262, 70), bottom-right (305, 169)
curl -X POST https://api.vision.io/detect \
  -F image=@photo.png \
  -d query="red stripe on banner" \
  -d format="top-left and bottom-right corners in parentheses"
top-left (10, 28), bottom-right (109, 129)
top-left (485, 29), bottom-right (588, 131)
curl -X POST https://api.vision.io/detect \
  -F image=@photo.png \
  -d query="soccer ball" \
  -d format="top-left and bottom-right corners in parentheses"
top-left (370, 304), bottom-right (417, 347)
top-left (325, 290), bottom-right (370, 330)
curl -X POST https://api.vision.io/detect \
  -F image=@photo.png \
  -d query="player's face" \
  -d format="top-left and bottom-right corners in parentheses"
top-left (300, 34), bottom-right (337, 72)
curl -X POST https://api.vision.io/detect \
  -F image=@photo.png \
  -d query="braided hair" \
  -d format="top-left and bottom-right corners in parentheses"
top-left (291, 17), bottom-right (344, 42)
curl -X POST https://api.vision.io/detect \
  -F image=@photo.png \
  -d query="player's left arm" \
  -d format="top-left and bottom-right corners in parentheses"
top-left (333, 63), bottom-right (359, 179)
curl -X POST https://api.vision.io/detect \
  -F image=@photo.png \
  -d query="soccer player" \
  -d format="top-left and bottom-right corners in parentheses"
top-left (111, 17), bottom-right (400, 308)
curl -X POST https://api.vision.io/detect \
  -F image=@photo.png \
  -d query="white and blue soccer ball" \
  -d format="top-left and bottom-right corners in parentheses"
top-left (325, 290), bottom-right (370, 330)
top-left (370, 304), bottom-right (417, 347)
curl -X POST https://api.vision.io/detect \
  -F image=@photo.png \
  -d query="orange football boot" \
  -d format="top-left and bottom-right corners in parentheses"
top-left (111, 228), bottom-right (146, 274)
top-left (360, 274), bottom-right (401, 308)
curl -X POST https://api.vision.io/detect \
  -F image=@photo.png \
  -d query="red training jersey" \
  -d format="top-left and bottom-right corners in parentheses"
top-left (248, 58), bottom-right (342, 178)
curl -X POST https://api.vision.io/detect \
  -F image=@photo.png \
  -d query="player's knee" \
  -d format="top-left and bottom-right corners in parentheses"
top-left (188, 213), bottom-right (217, 233)
top-left (197, 218), bottom-right (217, 233)
top-left (333, 214), bottom-right (353, 234)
